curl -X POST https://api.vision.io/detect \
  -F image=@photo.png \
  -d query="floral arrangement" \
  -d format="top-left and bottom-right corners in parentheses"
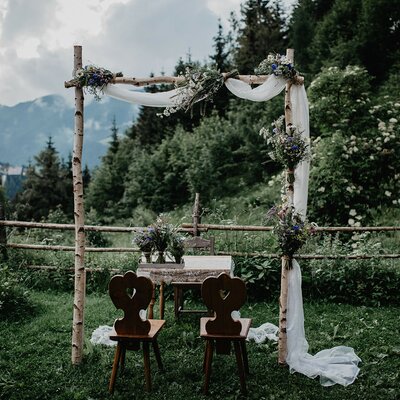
top-left (168, 234), bottom-right (186, 264)
top-left (132, 229), bottom-right (154, 253)
top-left (266, 205), bottom-right (317, 259)
top-left (73, 65), bottom-right (123, 101)
top-left (159, 66), bottom-right (238, 117)
top-left (133, 215), bottom-right (186, 263)
top-left (260, 115), bottom-right (310, 172)
top-left (148, 215), bottom-right (174, 253)
top-left (255, 53), bottom-right (298, 80)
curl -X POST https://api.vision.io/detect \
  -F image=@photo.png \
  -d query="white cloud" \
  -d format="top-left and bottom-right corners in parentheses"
top-left (0, 0), bottom-right (295, 106)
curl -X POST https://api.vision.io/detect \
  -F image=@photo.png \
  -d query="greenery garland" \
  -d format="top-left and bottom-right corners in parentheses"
top-left (73, 65), bottom-right (123, 101)
top-left (255, 53), bottom-right (298, 80)
top-left (159, 66), bottom-right (238, 117)
top-left (259, 115), bottom-right (310, 173)
top-left (266, 205), bottom-right (317, 258)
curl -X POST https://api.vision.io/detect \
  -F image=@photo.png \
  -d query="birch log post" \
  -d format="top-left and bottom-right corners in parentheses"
top-left (278, 48), bottom-right (295, 365)
top-left (71, 45), bottom-right (86, 365)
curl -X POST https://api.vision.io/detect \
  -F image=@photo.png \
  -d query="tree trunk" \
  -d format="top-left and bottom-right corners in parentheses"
top-left (71, 45), bottom-right (86, 365)
top-left (278, 48), bottom-right (295, 365)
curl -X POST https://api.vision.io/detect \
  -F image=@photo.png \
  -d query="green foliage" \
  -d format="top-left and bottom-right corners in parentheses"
top-left (0, 265), bottom-right (35, 320)
top-left (308, 65), bottom-right (400, 225)
top-left (233, 0), bottom-right (288, 74)
top-left (13, 137), bottom-right (73, 222)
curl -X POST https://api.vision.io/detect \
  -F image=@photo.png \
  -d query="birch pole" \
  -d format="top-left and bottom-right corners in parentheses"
top-left (278, 48), bottom-right (295, 365)
top-left (71, 45), bottom-right (86, 365)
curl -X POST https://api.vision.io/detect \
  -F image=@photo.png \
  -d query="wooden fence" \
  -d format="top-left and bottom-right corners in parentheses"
top-left (1, 219), bottom-right (399, 261)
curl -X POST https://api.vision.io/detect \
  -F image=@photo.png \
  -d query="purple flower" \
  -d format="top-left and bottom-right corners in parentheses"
top-left (271, 64), bottom-right (277, 70)
top-left (291, 145), bottom-right (299, 150)
top-left (292, 225), bottom-right (300, 231)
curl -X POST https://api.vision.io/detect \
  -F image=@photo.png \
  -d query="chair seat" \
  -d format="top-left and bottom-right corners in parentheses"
top-left (200, 317), bottom-right (252, 339)
top-left (109, 319), bottom-right (165, 341)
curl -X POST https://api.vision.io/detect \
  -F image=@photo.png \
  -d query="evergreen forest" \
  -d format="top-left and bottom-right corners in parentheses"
top-left (6, 0), bottom-right (400, 228)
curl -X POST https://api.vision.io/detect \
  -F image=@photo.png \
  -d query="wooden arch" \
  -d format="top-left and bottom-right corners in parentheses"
top-left (65, 45), bottom-right (302, 365)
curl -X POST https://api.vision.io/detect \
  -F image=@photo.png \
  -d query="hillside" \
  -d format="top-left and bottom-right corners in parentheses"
top-left (0, 95), bottom-right (137, 168)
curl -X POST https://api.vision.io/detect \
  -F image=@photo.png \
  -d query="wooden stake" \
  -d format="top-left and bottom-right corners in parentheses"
top-left (71, 45), bottom-right (86, 365)
top-left (278, 48), bottom-right (295, 365)
top-left (0, 202), bottom-right (7, 260)
top-left (192, 193), bottom-right (201, 237)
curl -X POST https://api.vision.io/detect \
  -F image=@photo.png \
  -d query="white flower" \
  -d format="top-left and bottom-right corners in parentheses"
top-left (354, 222), bottom-right (361, 227)
top-left (356, 215), bottom-right (363, 220)
top-left (349, 209), bottom-right (357, 216)
top-left (352, 146), bottom-right (359, 152)
top-left (385, 190), bottom-right (392, 197)
top-left (346, 186), bottom-right (353, 193)
top-left (348, 218), bottom-right (355, 226)
top-left (389, 118), bottom-right (397, 123)
top-left (317, 186), bottom-right (325, 193)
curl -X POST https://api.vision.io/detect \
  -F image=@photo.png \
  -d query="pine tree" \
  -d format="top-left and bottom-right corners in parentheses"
top-left (14, 137), bottom-right (73, 221)
top-left (85, 119), bottom-right (127, 222)
top-left (234, 0), bottom-right (288, 74)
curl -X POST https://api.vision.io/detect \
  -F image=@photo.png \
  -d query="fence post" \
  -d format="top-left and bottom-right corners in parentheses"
top-left (192, 193), bottom-right (201, 237)
top-left (0, 202), bottom-right (7, 260)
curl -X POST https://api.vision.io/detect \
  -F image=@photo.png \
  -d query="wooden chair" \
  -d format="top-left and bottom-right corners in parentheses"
top-left (108, 271), bottom-right (165, 393)
top-left (173, 236), bottom-right (215, 319)
top-left (200, 273), bottom-right (251, 395)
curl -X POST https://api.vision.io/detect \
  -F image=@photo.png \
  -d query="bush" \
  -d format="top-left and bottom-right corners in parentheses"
top-left (0, 265), bottom-right (36, 320)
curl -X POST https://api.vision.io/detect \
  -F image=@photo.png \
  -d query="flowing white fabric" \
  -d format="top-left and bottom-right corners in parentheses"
top-left (102, 73), bottom-right (361, 386)
top-left (103, 84), bottom-right (181, 107)
top-left (287, 260), bottom-right (361, 386)
top-left (224, 74), bottom-right (286, 102)
top-left (291, 84), bottom-right (310, 215)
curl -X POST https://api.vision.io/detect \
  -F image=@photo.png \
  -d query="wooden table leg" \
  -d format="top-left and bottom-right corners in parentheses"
top-left (159, 281), bottom-right (165, 319)
top-left (148, 283), bottom-right (155, 319)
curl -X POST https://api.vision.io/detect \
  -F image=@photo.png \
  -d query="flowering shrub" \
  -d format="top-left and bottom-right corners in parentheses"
top-left (259, 115), bottom-right (310, 170)
top-left (159, 66), bottom-right (238, 117)
top-left (307, 66), bottom-right (400, 225)
top-left (255, 53), bottom-right (298, 80)
top-left (266, 205), bottom-right (317, 258)
top-left (73, 65), bottom-right (122, 101)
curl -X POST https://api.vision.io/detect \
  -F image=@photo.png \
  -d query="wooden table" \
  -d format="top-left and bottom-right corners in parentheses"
top-left (137, 255), bottom-right (234, 319)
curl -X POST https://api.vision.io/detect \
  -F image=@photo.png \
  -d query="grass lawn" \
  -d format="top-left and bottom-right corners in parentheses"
top-left (0, 291), bottom-right (399, 400)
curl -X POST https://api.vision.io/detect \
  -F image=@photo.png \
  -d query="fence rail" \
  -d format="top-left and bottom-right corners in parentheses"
top-left (1, 219), bottom-right (399, 260)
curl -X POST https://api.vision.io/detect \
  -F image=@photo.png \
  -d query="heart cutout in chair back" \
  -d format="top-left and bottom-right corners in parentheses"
top-left (126, 287), bottom-right (136, 299)
top-left (219, 289), bottom-right (230, 301)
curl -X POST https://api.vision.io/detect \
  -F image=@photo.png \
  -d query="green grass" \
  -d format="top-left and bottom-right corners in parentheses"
top-left (1, 291), bottom-right (399, 400)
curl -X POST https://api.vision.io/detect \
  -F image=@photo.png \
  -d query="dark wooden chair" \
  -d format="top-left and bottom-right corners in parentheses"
top-left (108, 271), bottom-right (165, 393)
top-left (200, 273), bottom-right (251, 395)
top-left (173, 236), bottom-right (215, 319)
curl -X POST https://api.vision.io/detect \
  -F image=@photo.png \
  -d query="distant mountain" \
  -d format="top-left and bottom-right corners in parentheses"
top-left (0, 95), bottom-right (138, 169)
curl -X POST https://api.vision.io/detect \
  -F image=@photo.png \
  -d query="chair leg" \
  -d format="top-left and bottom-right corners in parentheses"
top-left (109, 343), bottom-right (122, 394)
top-left (240, 340), bottom-right (250, 375)
top-left (120, 346), bottom-right (126, 374)
top-left (233, 341), bottom-right (247, 394)
top-left (152, 339), bottom-right (164, 371)
top-left (143, 341), bottom-right (151, 392)
top-left (174, 286), bottom-right (184, 319)
top-left (203, 340), bottom-right (214, 395)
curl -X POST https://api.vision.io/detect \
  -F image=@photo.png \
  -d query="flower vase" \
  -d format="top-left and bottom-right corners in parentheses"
top-left (174, 255), bottom-right (182, 264)
top-left (143, 251), bottom-right (152, 263)
top-left (156, 251), bottom-right (165, 264)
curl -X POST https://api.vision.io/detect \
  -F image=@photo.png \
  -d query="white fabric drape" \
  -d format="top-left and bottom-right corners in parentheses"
top-left (286, 259), bottom-right (361, 386)
top-left (103, 84), bottom-right (180, 107)
top-left (224, 75), bottom-right (286, 102)
top-left (102, 73), bottom-right (361, 386)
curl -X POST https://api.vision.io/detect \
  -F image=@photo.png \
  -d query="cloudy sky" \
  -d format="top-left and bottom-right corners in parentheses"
top-left (0, 0), bottom-right (295, 107)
